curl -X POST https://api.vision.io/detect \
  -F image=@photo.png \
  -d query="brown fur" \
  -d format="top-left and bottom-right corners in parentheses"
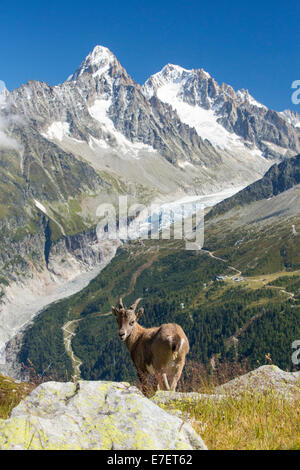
top-left (112, 298), bottom-right (189, 392)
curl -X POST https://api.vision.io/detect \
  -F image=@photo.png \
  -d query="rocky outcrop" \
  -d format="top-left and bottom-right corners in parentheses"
top-left (1, 366), bottom-right (297, 450)
top-left (0, 380), bottom-right (207, 450)
top-left (215, 365), bottom-right (300, 398)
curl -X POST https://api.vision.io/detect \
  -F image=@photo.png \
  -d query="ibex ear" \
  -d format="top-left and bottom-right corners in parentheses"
top-left (112, 306), bottom-right (119, 317)
top-left (136, 307), bottom-right (144, 320)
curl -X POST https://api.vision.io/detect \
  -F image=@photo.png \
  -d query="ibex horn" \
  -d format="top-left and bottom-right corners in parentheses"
top-left (130, 298), bottom-right (142, 311)
top-left (119, 297), bottom-right (124, 309)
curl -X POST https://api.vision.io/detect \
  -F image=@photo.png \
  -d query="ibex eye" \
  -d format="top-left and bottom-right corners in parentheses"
top-left (130, 321), bottom-right (134, 326)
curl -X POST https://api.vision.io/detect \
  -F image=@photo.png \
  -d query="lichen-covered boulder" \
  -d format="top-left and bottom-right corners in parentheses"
top-left (215, 365), bottom-right (300, 398)
top-left (0, 381), bottom-right (207, 450)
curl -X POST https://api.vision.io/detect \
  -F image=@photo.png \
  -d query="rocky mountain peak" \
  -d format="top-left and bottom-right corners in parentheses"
top-left (142, 63), bottom-right (212, 100)
top-left (0, 82), bottom-right (10, 112)
top-left (162, 63), bottom-right (191, 77)
top-left (68, 45), bottom-right (122, 82)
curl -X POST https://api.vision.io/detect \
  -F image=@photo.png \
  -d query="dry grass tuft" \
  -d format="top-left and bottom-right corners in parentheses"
top-left (177, 391), bottom-right (300, 450)
top-left (178, 358), bottom-right (252, 393)
top-left (0, 374), bottom-right (35, 419)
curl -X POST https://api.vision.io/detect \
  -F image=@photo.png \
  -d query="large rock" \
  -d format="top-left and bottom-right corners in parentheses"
top-left (0, 381), bottom-right (206, 450)
top-left (215, 365), bottom-right (300, 398)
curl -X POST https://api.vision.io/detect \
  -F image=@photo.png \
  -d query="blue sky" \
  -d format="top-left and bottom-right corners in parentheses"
top-left (1, 0), bottom-right (299, 111)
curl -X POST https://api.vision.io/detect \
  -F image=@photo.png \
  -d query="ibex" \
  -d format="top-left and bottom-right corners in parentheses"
top-left (112, 298), bottom-right (189, 392)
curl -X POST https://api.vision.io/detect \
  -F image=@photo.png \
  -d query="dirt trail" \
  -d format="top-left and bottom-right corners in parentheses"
top-left (202, 249), bottom-right (296, 294)
top-left (201, 249), bottom-right (242, 277)
top-left (262, 284), bottom-right (295, 300)
top-left (228, 311), bottom-right (265, 345)
top-left (62, 320), bottom-right (82, 380)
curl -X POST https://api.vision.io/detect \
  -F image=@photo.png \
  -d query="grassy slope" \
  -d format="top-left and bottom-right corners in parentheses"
top-left (204, 210), bottom-right (300, 276)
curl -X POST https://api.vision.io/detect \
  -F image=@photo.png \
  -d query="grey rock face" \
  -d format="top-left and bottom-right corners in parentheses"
top-left (215, 365), bottom-right (300, 398)
top-left (0, 46), bottom-right (274, 306)
top-left (2, 45), bottom-right (280, 222)
top-left (0, 380), bottom-right (207, 450)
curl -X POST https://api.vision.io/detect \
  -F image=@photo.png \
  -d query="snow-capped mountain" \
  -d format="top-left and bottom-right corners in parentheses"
top-left (142, 63), bottom-right (300, 159)
top-left (6, 46), bottom-right (276, 200)
top-left (7, 46), bottom-right (223, 193)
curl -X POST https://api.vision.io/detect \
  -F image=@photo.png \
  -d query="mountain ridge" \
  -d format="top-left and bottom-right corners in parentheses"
top-left (207, 153), bottom-right (300, 218)
top-left (142, 61), bottom-right (300, 159)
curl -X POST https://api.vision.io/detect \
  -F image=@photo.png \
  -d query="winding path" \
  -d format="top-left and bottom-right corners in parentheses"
top-left (202, 248), bottom-right (295, 298)
top-left (62, 320), bottom-right (82, 380)
top-left (261, 283), bottom-right (295, 300)
top-left (201, 248), bottom-right (242, 277)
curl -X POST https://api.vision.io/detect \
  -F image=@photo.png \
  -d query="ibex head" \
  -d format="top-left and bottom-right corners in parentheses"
top-left (112, 297), bottom-right (144, 342)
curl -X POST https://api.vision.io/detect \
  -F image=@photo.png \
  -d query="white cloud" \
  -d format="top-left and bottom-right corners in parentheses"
top-left (0, 82), bottom-right (22, 150)
top-left (0, 80), bottom-right (6, 93)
